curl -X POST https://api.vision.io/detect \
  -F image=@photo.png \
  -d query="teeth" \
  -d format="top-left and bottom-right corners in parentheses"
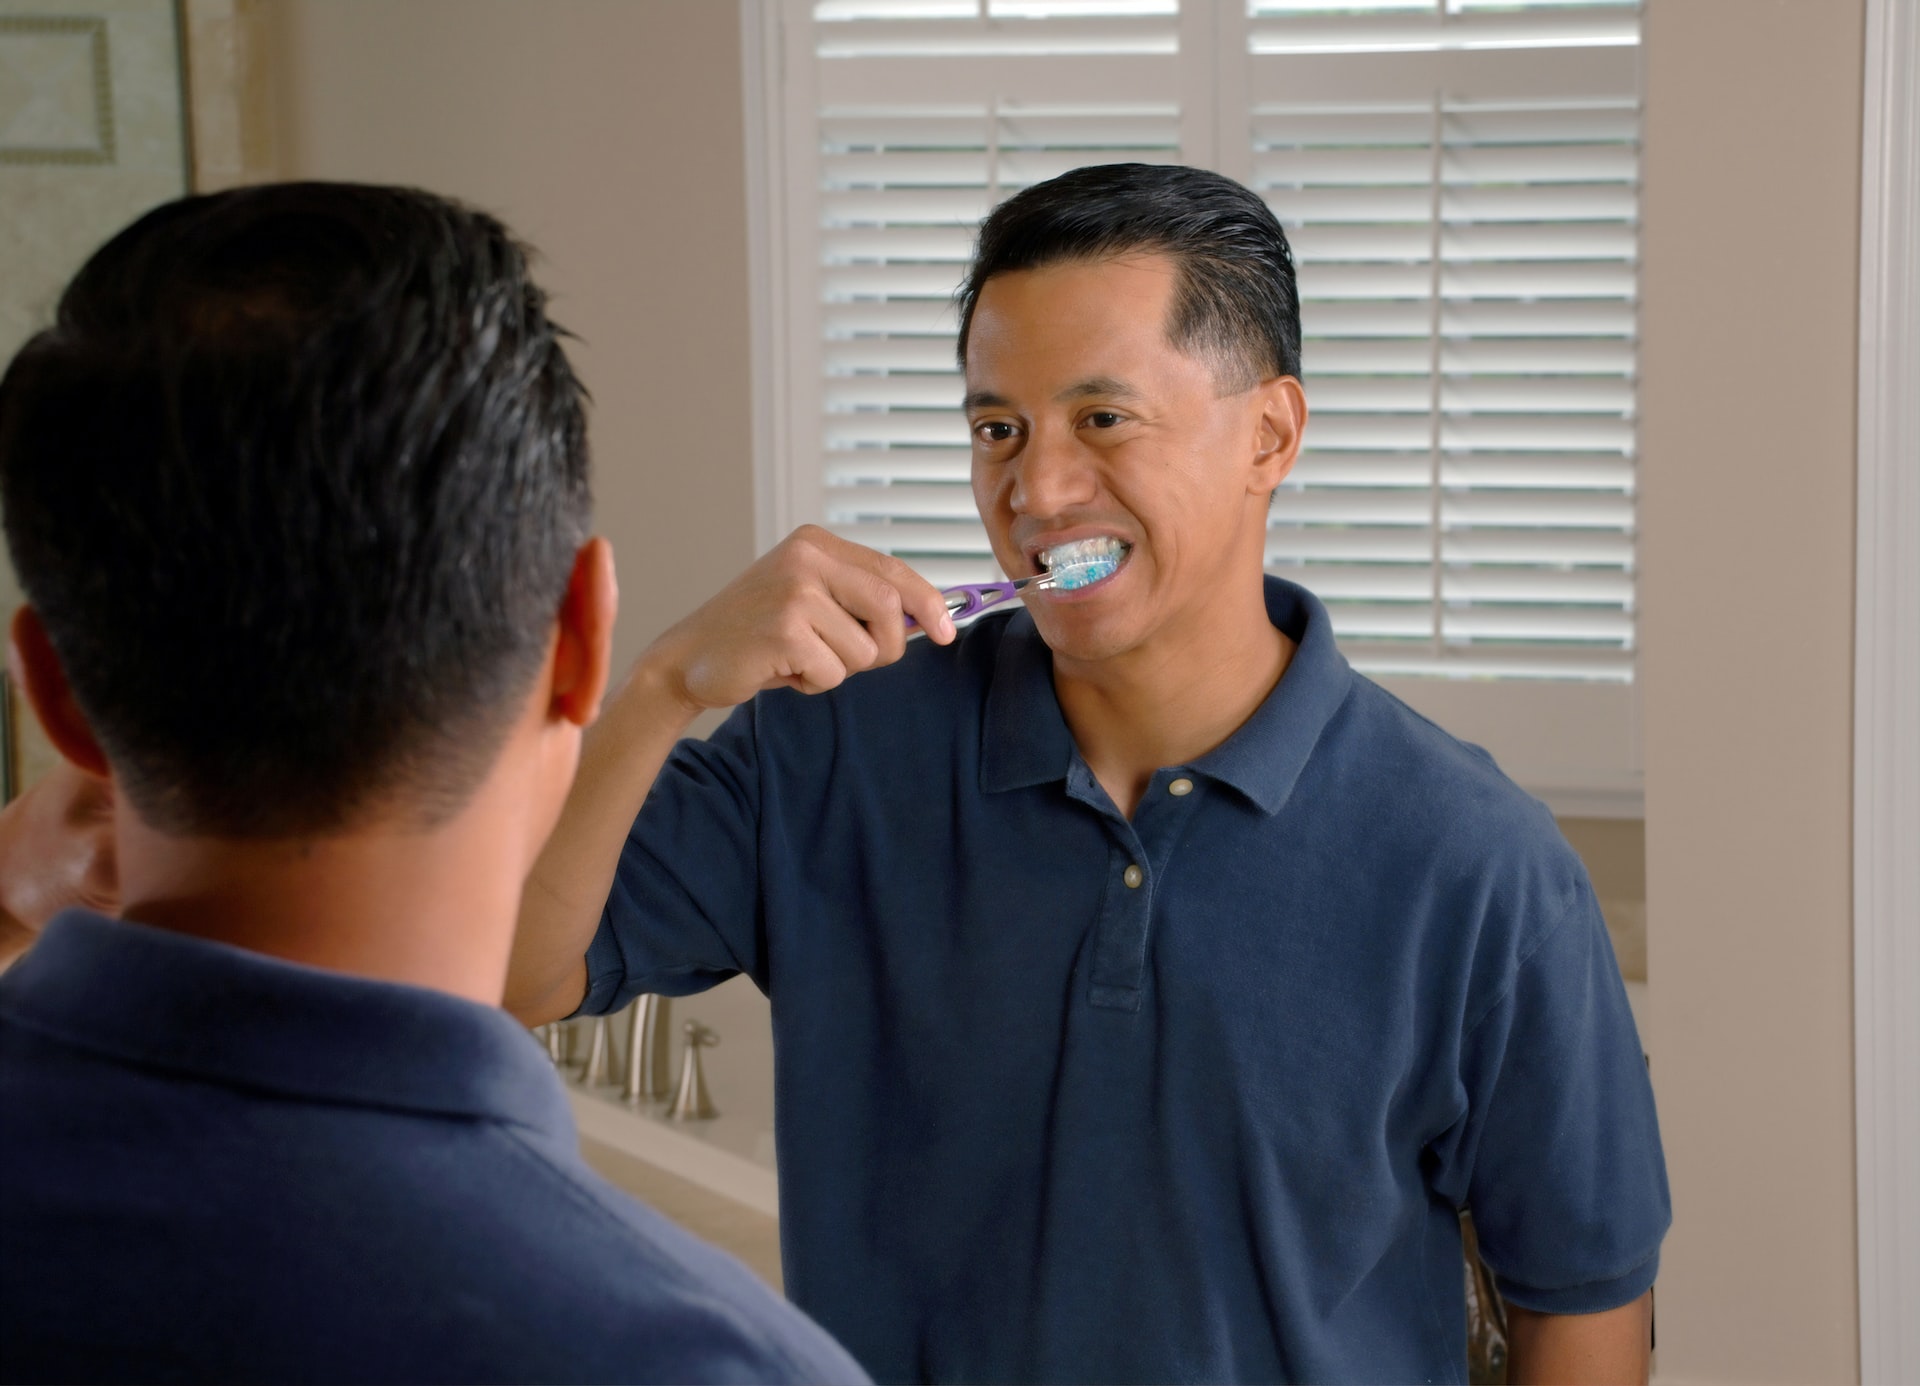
top-left (1039, 536), bottom-right (1128, 572)
top-left (1038, 536), bottom-right (1130, 591)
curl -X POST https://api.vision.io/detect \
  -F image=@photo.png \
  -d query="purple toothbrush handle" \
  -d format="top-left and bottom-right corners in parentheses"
top-left (903, 581), bottom-right (1025, 631)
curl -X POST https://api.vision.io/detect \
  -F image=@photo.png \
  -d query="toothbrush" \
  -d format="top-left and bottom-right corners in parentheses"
top-left (905, 551), bottom-right (1124, 635)
top-left (929, 574), bottom-right (1045, 624)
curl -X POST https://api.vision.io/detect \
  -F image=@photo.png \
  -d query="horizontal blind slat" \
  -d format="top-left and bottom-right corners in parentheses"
top-left (1247, 9), bottom-right (1638, 56)
top-left (822, 225), bottom-right (977, 261)
top-left (827, 340), bottom-right (963, 370)
top-left (1442, 529), bottom-right (1634, 565)
top-left (823, 145), bottom-right (1179, 185)
top-left (826, 448), bottom-right (973, 483)
top-left (823, 263), bottom-right (970, 297)
top-left (1300, 338), bottom-right (1648, 376)
top-left (1331, 642), bottom-right (1632, 681)
top-left (826, 413), bottom-right (968, 446)
top-left (822, 187), bottom-right (994, 223)
top-left (823, 301), bottom-right (960, 334)
top-left (826, 374), bottom-right (965, 408)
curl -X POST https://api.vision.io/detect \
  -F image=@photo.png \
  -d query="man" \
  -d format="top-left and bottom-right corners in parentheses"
top-left (0, 183), bottom-right (862, 1383)
top-left (501, 164), bottom-right (1669, 1384)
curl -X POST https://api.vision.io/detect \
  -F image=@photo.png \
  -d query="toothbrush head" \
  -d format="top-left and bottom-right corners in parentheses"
top-left (1035, 537), bottom-right (1131, 592)
top-left (1048, 555), bottom-right (1120, 590)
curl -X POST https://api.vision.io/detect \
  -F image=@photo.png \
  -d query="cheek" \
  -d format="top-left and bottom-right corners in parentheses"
top-left (1123, 440), bottom-right (1252, 559)
top-left (971, 464), bottom-right (1021, 556)
top-left (970, 463), bottom-right (1002, 518)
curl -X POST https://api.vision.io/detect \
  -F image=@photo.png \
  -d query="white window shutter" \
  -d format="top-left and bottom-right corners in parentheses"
top-left (1254, 95), bottom-right (1640, 681)
top-left (760, 0), bottom-right (1645, 811)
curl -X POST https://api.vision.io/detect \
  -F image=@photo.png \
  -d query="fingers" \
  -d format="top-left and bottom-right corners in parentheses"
top-left (654, 527), bottom-right (959, 712)
top-left (775, 626), bottom-right (854, 696)
top-left (858, 546), bottom-right (955, 647)
top-left (794, 527), bottom-right (953, 651)
top-left (798, 589), bottom-right (881, 686)
top-left (820, 564), bottom-right (908, 666)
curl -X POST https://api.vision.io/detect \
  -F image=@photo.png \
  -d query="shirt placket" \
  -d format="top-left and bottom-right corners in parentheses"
top-left (1066, 762), bottom-right (1206, 1012)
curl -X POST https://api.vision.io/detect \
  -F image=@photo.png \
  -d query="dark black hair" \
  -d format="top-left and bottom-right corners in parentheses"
top-left (0, 182), bottom-right (591, 837)
top-left (956, 163), bottom-right (1301, 388)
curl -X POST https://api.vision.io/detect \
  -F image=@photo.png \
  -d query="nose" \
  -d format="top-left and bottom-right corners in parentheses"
top-left (1009, 421), bottom-right (1098, 518)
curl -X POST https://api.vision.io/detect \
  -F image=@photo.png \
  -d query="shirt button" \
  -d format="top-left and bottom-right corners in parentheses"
top-left (1123, 864), bottom-right (1144, 889)
top-left (1168, 777), bottom-right (1194, 797)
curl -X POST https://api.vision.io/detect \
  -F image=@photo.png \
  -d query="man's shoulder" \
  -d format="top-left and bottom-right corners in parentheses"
top-left (455, 1127), bottom-right (862, 1381)
top-left (1324, 672), bottom-right (1586, 900)
top-left (0, 1046), bottom-right (857, 1383)
top-left (0, 958), bottom-right (860, 1385)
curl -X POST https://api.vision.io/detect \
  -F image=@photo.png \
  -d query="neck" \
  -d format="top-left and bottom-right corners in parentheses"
top-left (115, 795), bottom-right (535, 1008)
top-left (1054, 572), bottom-right (1291, 819)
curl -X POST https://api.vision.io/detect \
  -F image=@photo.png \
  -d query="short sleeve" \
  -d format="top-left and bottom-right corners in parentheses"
top-left (576, 703), bottom-right (767, 1017)
top-left (1434, 877), bottom-right (1671, 1314)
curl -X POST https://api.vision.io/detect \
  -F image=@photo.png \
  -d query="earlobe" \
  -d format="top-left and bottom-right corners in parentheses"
top-left (547, 537), bottom-right (617, 728)
top-left (9, 607), bottom-right (111, 779)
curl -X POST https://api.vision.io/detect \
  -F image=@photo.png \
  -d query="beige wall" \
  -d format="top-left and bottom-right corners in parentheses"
top-left (259, 0), bottom-right (758, 674)
top-left (1640, 2), bottom-right (1862, 1381)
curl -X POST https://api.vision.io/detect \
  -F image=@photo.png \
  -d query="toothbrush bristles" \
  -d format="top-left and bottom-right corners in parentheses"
top-left (1050, 557), bottom-right (1119, 591)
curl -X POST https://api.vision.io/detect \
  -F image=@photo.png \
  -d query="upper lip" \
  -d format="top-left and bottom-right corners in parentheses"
top-left (1017, 527), bottom-right (1133, 576)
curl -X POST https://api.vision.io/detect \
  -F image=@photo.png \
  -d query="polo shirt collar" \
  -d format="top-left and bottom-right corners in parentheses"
top-left (1, 910), bottom-right (573, 1136)
top-left (1190, 577), bottom-right (1355, 815)
top-left (978, 577), bottom-right (1354, 816)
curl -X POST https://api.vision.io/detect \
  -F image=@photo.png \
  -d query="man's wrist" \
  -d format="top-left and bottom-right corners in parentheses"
top-left (617, 645), bottom-right (707, 735)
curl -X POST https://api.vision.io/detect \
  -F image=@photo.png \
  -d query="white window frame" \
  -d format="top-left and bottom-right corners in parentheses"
top-left (1854, 0), bottom-right (1920, 1376)
top-left (742, 0), bottom-right (1643, 816)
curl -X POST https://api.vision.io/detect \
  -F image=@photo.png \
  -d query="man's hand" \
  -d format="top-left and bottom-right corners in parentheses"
top-left (1506, 1292), bottom-right (1653, 1385)
top-left (643, 525), bottom-right (955, 713)
top-left (0, 760), bottom-right (117, 968)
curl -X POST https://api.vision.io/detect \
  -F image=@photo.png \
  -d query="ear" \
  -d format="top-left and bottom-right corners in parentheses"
top-left (1248, 375), bottom-right (1308, 500)
top-left (547, 536), bottom-right (617, 728)
top-left (9, 606), bottom-right (111, 779)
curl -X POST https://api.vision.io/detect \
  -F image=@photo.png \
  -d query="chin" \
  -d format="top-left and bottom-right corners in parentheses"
top-left (1028, 605), bottom-right (1150, 666)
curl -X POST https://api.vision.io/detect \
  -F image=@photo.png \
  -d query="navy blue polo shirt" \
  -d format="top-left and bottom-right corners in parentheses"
top-left (582, 577), bottom-right (1670, 1384)
top-left (0, 910), bottom-right (865, 1385)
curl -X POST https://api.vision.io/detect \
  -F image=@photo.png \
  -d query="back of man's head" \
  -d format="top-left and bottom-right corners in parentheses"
top-left (0, 182), bottom-right (591, 839)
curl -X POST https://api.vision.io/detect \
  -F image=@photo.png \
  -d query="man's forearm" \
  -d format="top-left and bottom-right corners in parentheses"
top-left (504, 656), bottom-right (698, 1025)
top-left (1505, 1292), bottom-right (1652, 1386)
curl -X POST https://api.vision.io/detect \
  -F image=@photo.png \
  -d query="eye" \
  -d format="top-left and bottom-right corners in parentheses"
top-left (974, 420), bottom-right (1018, 444)
top-left (1084, 411), bottom-right (1125, 429)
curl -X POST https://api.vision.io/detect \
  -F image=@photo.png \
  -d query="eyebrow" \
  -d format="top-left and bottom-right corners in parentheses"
top-left (962, 377), bottom-right (1146, 412)
top-left (1056, 376), bottom-right (1144, 404)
